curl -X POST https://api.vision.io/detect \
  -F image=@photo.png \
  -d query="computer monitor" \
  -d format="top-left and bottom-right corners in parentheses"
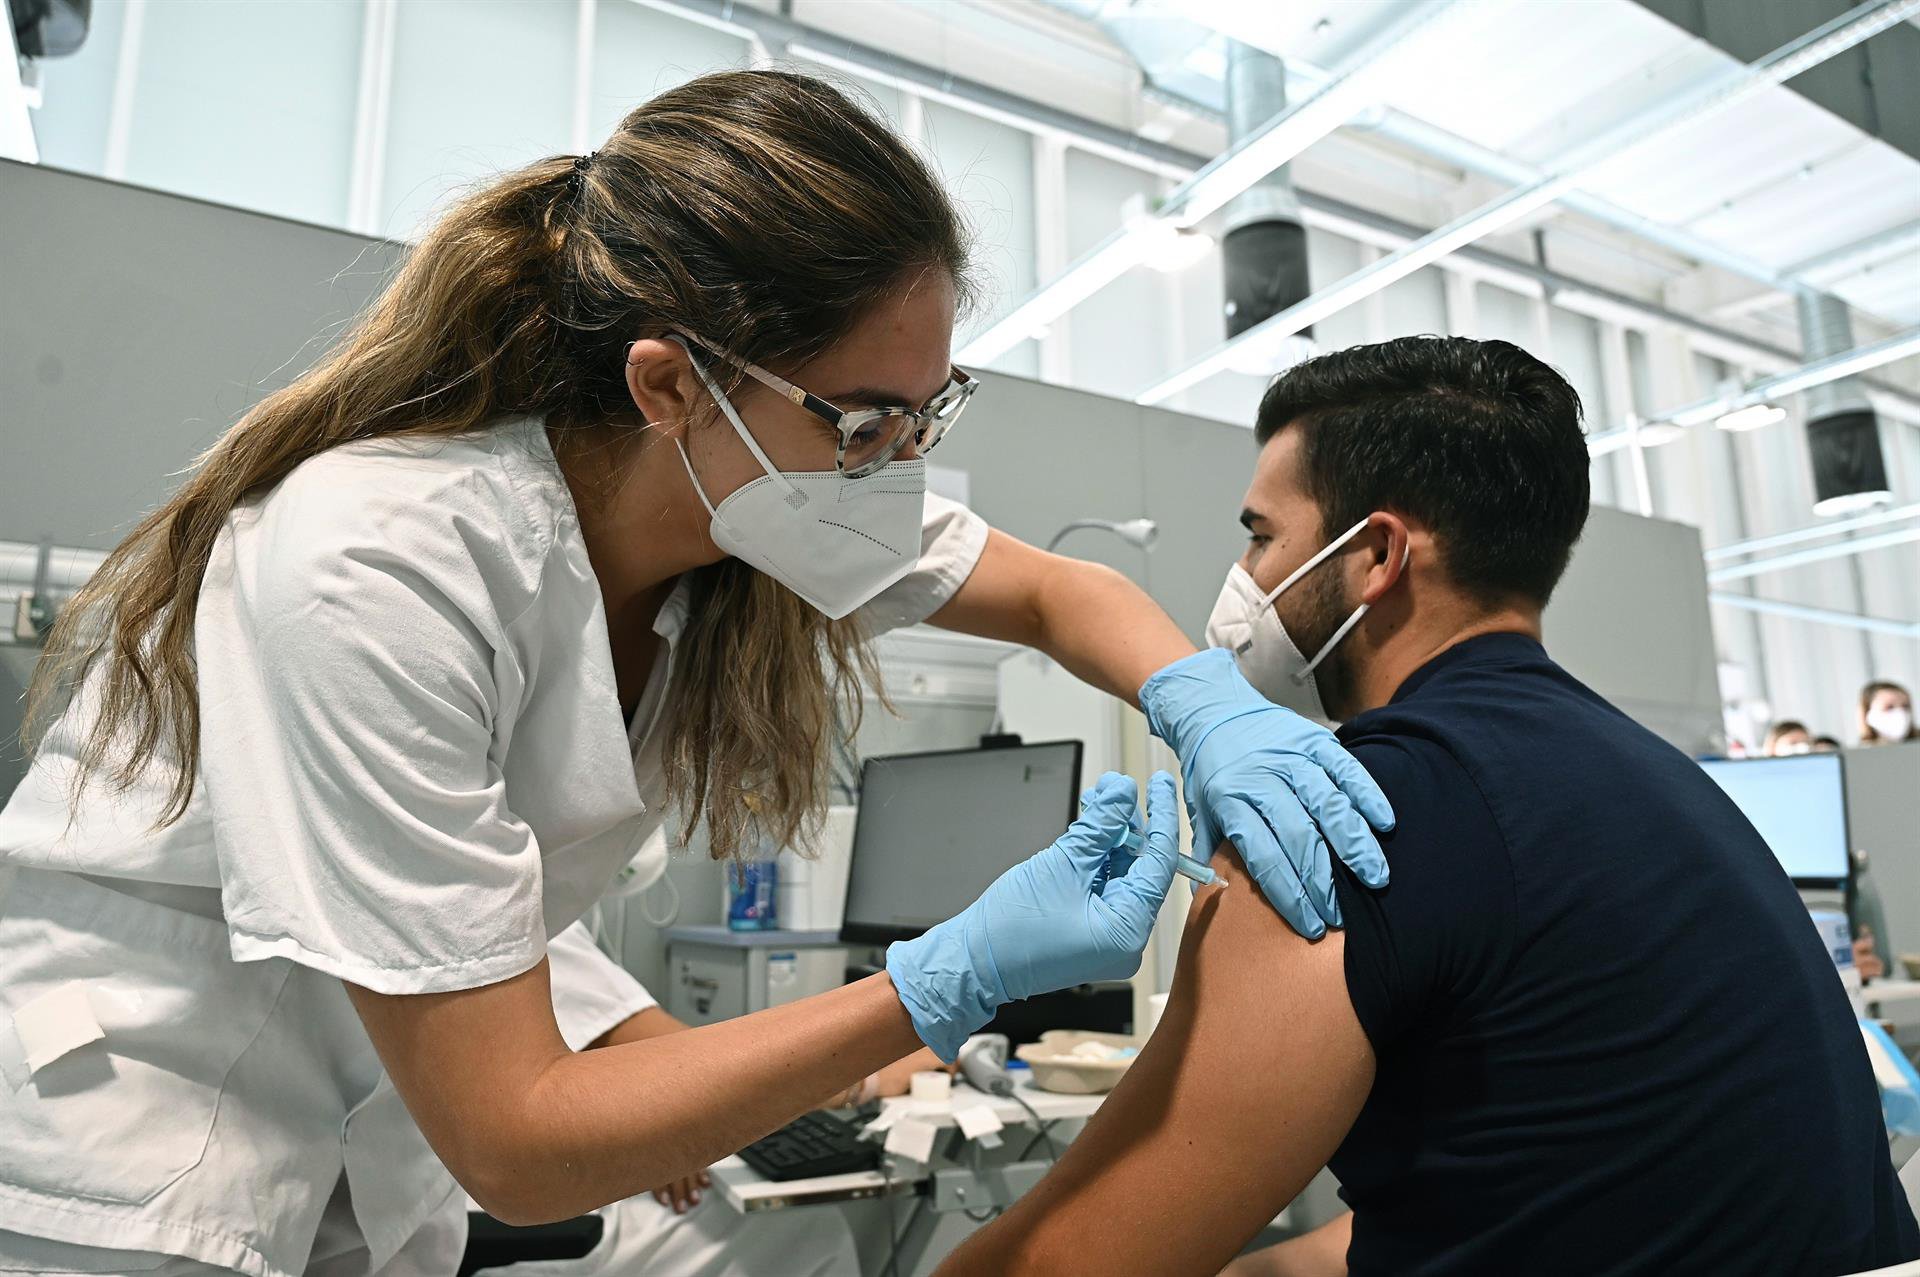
top-left (1698, 754), bottom-right (1850, 888)
top-left (839, 741), bottom-right (1084, 946)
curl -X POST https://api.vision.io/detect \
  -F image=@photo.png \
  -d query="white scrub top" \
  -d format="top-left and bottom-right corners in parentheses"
top-left (0, 419), bottom-right (987, 1277)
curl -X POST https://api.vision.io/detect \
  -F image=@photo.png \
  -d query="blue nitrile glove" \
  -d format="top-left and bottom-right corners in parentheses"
top-left (1080, 780), bottom-right (1146, 889)
top-left (1140, 648), bottom-right (1393, 939)
top-left (887, 771), bottom-right (1180, 1061)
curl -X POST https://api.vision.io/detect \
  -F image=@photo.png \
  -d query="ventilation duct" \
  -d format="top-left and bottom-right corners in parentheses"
top-left (1221, 41), bottom-right (1312, 369)
top-left (1795, 291), bottom-right (1892, 517)
top-left (1040, 0), bottom-right (1228, 118)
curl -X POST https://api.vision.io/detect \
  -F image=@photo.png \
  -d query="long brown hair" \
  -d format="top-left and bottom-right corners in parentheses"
top-left (26, 69), bottom-right (971, 862)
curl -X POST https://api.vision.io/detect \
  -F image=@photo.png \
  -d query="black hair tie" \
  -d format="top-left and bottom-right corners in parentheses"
top-left (565, 151), bottom-right (597, 200)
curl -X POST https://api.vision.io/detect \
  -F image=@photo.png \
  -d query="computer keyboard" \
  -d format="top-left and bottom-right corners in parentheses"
top-left (736, 1110), bottom-right (880, 1181)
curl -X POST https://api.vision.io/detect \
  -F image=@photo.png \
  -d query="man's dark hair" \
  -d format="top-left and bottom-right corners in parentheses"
top-left (1256, 335), bottom-right (1591, 608)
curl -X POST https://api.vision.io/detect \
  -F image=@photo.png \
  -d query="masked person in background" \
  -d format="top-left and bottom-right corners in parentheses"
top-left (1858, 680), bottom-right (1917, 746)
top-left (1764, 719), bottom-right (1813, 755)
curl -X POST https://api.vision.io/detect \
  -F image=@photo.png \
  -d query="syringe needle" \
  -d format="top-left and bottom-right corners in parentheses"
top-left (1118, 828), bottom-right (1221, 888)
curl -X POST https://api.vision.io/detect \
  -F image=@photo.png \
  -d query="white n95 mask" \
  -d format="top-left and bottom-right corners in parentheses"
top-left (1203, 517), bottom-right (1401, 724)
top-left (673, 342), bottom-right (925, 620)
top-left (1867, 705), bottom-right (1913, 742)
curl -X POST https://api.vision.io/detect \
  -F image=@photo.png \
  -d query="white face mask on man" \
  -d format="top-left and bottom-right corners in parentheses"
top-left (670, 337), bottom-right (926, 620)
top-left (1203, 517), bottom-right (1403, 724)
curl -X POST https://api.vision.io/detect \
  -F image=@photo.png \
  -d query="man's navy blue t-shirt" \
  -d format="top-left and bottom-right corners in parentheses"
top-left (1327, 632), bottom-right (1917, 1277)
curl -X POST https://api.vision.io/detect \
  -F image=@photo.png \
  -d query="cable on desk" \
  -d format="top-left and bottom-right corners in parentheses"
top-left (1017, 1120), bottom-right (1058, 1163)
top-left (958, 1140), bottom-right (1004, 1224)
top-left (1009, 1092), bottom-right (1058, 1162)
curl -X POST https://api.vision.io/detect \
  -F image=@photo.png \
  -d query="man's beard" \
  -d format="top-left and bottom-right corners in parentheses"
top-left (1275, 560), bottom-right (1358, 723)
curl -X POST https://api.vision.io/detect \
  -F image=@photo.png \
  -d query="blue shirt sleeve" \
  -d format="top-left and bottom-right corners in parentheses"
top-left (1333, 733), bottom-right (1518, 1055)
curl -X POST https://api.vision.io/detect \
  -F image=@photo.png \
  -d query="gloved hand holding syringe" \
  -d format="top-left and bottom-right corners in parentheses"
top-left (1118, 828), bottom-right (1220, 888)
top-left (1084, 785), bottom-right (1223, 889)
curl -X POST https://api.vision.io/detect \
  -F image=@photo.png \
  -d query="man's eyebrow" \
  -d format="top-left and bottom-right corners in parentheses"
top-left (1239, 507), bottom-right (1267, 533)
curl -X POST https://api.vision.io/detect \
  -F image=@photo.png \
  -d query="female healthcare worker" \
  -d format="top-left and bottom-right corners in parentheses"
top-left (0, 71), bottom-right (1391, 1276)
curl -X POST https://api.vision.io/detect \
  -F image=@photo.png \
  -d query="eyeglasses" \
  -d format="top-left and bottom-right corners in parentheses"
top-left (676, 330), bottom-right (976, 479)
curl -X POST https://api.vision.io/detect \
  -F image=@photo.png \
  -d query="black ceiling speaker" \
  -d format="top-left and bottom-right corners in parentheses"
top-left (10, 0), bottom-right (90, 59)
top-left (1808, 408), bottom-right (1892, 517)
top-left (1796, 292), bottom-right (1892, 517)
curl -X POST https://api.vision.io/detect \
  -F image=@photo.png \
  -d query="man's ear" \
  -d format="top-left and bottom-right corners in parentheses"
top-left (1358, 512), bottom-right (1413, 606)
top-left (624, 337), bottom-right (700, 438)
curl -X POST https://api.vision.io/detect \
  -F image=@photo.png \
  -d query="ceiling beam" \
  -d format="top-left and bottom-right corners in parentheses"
top-left (1785, 217), bottom-right (1920, 284)
top-left (1587, 325), bottom-right (1920, 454)
top-left (1706, 524), bottom-right (1920, 583)
top-left (1710, 592), bottom-right (1920, 640)
top-left (1135, 0), bottom-right (1920, 405)
top-left (1704, 501), bottom-right (1920, 562)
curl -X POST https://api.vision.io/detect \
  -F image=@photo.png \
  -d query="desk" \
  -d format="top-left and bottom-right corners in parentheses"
top-left (663, 926), bottom-right (846, 1026)
top-left (712, 1076), bottom-right (1109, 1272)
top-left (711, 1076), bottom-right (1106, 1215)
top-left (1865, 979), bottom-right (1920, 1010)
top-left (1865, 979), bottom-right (1920, 1028)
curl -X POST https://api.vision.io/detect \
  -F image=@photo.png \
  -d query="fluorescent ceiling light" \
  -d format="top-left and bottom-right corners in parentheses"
top-left (1138, 222), bottom-right (1216, 273)
top-left (1811, 490), bottom-right (1895, 519)
top-left (1663, 402), bottom-right (1727, 429)
top-left (1714, 404), bottom-right (1787, 432)
top-left (1179, 42), bottom-right (1228, 82)
top-left (1586, 430), bottom-right (1633, 458)
top-left (1228, 334), bottom-right (1317, 378)
top-left (1634, 421), bottom-right (1688, 447)
top-left (1595, 325), bottom-right (1920, 454)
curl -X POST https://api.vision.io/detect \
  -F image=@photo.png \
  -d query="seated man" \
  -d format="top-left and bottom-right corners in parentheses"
top-left (937, 336), bottom-right (1918, 1276)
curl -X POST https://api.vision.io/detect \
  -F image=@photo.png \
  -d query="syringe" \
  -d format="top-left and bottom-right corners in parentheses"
top-left (1118, 828), bottom-right (1221, 889)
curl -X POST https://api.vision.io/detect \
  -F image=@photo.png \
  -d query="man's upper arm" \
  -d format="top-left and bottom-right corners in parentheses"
top-left (936, 845), bottom-right (1376, 1277)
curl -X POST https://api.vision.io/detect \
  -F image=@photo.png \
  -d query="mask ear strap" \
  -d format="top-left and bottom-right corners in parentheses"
top-left (1294, 535), bottom-right (1411, 683)
top-left (1261, 517), bottom-right (1372, 607)
top-left (1298, 604), bottom-right (1370, 682)
top-left (674, 438), bottom-right (720, 519)
top-left (667, 335), bottom-right (797, 497)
